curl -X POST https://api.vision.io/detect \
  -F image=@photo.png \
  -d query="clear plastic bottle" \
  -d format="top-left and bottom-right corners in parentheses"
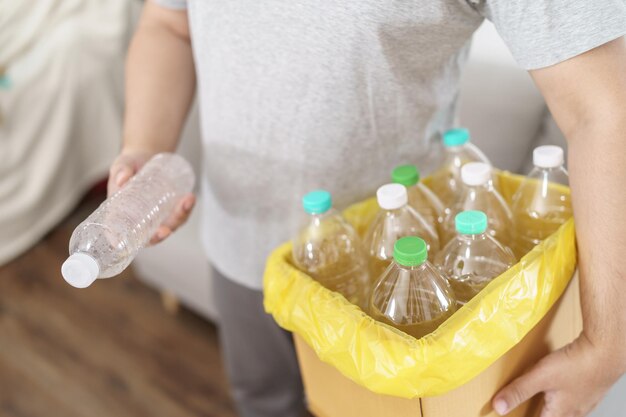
top-left (428, 128), bottom-right (491, 209)
top-left (441, 162), bottom-right (513, 247)
top-left (62, 153), bottom-right (195, 288)
top-left (369, 236), bottom-right (456, 339)
top-left (292, 190), bottom-right (368, 307)
top-left (364, 184), bottom-right (440, 282)
top-left (511, 146), bottom-right (572, 258)
top-left (391, 164), bottom-right (444, 231)
top-left (435, 211), bottom-right (515, 306)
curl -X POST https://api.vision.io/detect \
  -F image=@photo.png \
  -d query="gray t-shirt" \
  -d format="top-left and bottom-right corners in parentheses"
top-left (156, 0), bottom-right (626, 290)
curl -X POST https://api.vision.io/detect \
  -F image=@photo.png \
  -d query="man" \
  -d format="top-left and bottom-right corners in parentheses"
top-left (108, 1), bottom-right (626, 416)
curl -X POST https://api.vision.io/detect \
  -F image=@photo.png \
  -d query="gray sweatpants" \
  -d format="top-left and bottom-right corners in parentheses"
top-left (212, 267), bottom-right (306, 417)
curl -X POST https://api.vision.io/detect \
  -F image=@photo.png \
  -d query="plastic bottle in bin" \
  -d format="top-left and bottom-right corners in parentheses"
top-left (511, 145), bottom-right (572, 258)
top-left (291, 190), bottom-right (368, 307)
top-left (435, 211), bottom-right (515, 306)
top-left (62, 153), bottom-right (195, 288)
top-left (441, 162), bottom-right (513, 246)
top-left (428, 128), bottom-right (491, 209)
top-left (369, 236), bottom-right (456, 339)
top-left (391, 164), bottom-right (444, 229)
top-left (364, 184), bottom-right (440, 282)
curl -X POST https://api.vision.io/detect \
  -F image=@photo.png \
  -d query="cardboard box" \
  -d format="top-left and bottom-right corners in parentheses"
top-left (295, 272), bottom-right (582, 417)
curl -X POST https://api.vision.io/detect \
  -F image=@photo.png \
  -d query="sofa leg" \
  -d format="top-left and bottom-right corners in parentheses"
top-left (161, 290), bottom-right (180, 315)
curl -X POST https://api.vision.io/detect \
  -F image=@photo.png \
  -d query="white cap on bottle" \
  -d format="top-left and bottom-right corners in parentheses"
top-left (62, 253), bottom-right (100, 288)
top-left (533, 145), bottom-right (564, 168)
top-left (461, 162), bottom-right (492, 186)
top-left (377, 183), bottom-right (408, 210)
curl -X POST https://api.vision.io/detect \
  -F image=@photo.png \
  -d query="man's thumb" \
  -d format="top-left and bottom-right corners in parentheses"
top-left (107, 164), bottom-right (133, 195)
top-left (114, 167), bottom-right (132, 187)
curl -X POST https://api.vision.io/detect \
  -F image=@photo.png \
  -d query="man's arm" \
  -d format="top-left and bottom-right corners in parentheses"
top-left (122, 1), bottom-right (195, 156)
top-left (494, 37), bottom-right (626, 416)
top-left (108, 1), bottom-right (196, 244)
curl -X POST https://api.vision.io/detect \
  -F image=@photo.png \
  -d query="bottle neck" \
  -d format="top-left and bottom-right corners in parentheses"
top-left (445, 144), bottom-right (468, 153)
top-left (529, 165), bottom-right (569, 186)
top-left (308, 209), bottom-right (336, 225)
top-left (536, 165), bottom-right (567, 175)
top-left (456, 232), bottom-right (488, 243)
top-left (536, 164), bottom-right (564, 171)
top-left (466, 183), bottom-right (485, 190)
top-left (463, 183), bottom-right (491, 200)
top-left (396, 261), bottom-right (429, 271)
top-left (444, 146), bottom-right (467, 167)
top-left (383, 205), bottom-right (408, 216)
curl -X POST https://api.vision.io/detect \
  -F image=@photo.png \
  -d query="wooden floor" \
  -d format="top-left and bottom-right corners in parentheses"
top-left (0, 195), bottom-right (238, 417)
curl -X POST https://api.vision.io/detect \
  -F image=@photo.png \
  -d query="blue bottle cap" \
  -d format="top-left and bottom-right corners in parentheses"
top-left (302, 190), bottom-right (332, 214)
top-left (455, 210), bottom-right (488, 235)
top-left (443, 128), bottom-right (470, 147)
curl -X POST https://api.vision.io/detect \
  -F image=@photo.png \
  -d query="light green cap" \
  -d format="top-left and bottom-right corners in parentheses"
top-left (393, 237), bottom-right (428, 267)
top-left (443, 128), bottom-right (470, 147)
top-left (455, 210), bottom-right (488, 235)
top-left (302, 190), bottom-right (332, 214)
top-left (391, 165), bottom-right (420, 187)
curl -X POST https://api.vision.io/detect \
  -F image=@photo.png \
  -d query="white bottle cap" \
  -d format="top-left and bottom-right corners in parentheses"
top-left (461, 162), bottom-right (492, 186)
top-left (376, 183), bottom-right (408, 210)
top-left (533, 145), bottom-right (564, 168)
top-left (62, 253), bottom-right (100, 288)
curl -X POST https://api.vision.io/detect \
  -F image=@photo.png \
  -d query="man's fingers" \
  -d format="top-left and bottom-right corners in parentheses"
top-left (108, 164), bottom-right (134, 195)
top-left (148, 194), bottom-right (195, 245)
top-left (107, 150), bottom-right (154, 196)
top-left (162, 194), bottom-right (195, 231)
top-left (493, 374), bottom-right (543, 416)
top-left (493, 357), bottom-right (555, 415)
top-left (115, 166), bottom-right (133, 187)
top-left (149, 226), bottom-right (172, 246)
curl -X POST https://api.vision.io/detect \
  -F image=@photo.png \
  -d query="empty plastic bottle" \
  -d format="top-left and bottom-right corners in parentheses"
top-left (62, 153), bottom-right (195, 288)
top-left (436, 211), bottom-right (515, 306)
top-left (511, 146), bottom-right (572, 258)
top-left (369, 236), bottom-right (456, 339)
top-left (428, 128), bottom-right (491, 209)
top-left (364, 184), bottom-right (440, 282)
top-left (391, 164), bottom-right (444, 230)
top-left (441, 162), bottom-right (513, 247)
top-left (292, 190), bottom-right (368, 307)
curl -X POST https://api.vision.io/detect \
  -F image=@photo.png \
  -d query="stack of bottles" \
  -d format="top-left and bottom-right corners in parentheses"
top-left (292, 132), bottom-right (573, 340)
top-left (61, 131), bottom-right (573, 342)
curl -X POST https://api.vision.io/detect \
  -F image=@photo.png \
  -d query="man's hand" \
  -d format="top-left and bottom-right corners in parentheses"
top-left (493, 334), bottom-right (625, 416)
top-left (492, 36), bottom-right (626, 417)
top-left (107, 149), bottom-right (196, 245)
top-left (107, 0), bottom-right (197, 245)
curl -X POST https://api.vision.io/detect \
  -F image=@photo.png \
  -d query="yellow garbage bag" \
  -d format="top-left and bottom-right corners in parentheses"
top-left (263, 171), bottom-right (577, 399)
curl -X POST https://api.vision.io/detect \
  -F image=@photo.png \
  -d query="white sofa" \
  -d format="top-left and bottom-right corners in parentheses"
top-left (132, 22), bottom-right (624, 415)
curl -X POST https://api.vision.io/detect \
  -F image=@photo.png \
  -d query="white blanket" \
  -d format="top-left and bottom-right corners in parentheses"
top-left (0, 0), bottom-right (140, 264)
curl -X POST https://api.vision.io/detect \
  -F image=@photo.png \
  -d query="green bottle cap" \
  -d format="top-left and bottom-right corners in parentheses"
top-left (455, 210), bottom-right (488, 235)
top-left (443, 128), bottom-right (470, 147)
top-left (391, 165), bottom-right (420, 187)
top-left (393, 237), bottom-right (428, 267)
top-left (302, 190), bottom-right (332, 214)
